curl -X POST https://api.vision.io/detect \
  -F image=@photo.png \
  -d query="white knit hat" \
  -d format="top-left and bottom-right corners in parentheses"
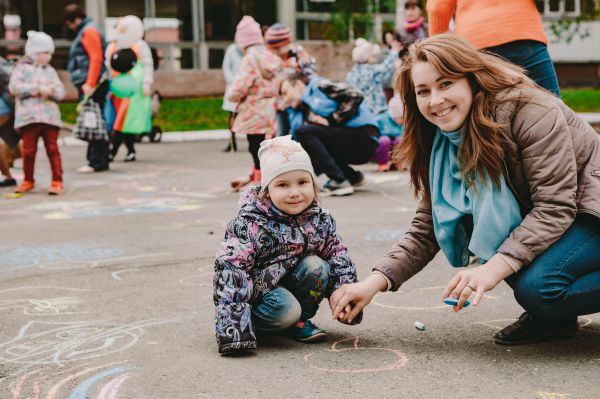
top-left (24, 30), bottom-right (54, 59)
top-left (352, 38), bottom-right (372, 64)
top-left (258, 136), bottom-right (316, 192)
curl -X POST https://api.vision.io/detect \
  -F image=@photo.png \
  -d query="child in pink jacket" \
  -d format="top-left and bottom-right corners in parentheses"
top-left (228, 16), bottom-right (282, 191)
top-left (9, 31), bottom-right (65, 195)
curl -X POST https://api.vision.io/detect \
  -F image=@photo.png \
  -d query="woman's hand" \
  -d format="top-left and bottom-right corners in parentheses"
top-left (442, 254), bottom-right (515, 310)
top-left (330, 273), bottom-right (388, 323)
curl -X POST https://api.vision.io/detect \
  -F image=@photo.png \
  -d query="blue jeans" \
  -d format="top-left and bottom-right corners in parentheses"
top-left (252, 256), bottom-right (330, 332)
top-left (486, 40), bottom-right (561, 97)
top-left (507, 214), bottom-right (600, 320)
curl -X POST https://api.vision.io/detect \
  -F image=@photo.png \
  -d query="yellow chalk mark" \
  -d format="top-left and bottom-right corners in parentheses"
top-left (538, 392), bottom-right (570, 399)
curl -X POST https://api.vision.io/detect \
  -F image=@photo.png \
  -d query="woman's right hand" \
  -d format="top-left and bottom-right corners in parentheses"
top-left (330, 273), bottom-right (388, 323)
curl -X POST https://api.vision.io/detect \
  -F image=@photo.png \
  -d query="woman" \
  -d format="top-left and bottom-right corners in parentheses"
top-left (330, 34), bottom-right (600, 345)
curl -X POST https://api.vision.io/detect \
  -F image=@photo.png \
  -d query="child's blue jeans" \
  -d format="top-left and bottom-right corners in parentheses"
top-left (507, 214), bottom-right (600, 320)
top-left (252, 256), bottom-right (330, 332)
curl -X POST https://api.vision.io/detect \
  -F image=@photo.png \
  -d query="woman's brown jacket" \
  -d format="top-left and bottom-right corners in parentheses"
top-left (374, 88), bottom-right (600, 290)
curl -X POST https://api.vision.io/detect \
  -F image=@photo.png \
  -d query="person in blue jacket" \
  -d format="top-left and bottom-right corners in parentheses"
top-left (281, 74), bottom-right (379, 196)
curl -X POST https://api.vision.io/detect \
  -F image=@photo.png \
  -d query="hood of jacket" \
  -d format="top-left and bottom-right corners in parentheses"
top-left (246, 45), bottom-right (280, 80)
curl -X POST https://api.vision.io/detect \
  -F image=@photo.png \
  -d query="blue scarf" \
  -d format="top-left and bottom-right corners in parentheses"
top-left (429, 128), bottom-right (522, 267)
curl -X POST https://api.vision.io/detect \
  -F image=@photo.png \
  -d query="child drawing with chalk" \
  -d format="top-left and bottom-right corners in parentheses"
top-left (213, 136), bottom-right (361, 355)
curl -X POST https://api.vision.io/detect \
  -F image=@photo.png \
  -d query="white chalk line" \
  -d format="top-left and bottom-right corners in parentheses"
top-left (111, 269), bottom-right (141, 281)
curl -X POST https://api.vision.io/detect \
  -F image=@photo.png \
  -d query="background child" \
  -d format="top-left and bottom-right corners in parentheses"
top-left (9, 30), bottom-right (65, 195)
top-left (346, 38), bottom-right (400, 115)
top-left (213, 136), bottom-right (361, 355)
top-left (228, 15), bottom-right (281, 191)
top-left (374, 95), bottom-right (404, 172)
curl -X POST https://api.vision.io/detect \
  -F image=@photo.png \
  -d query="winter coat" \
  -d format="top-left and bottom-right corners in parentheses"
top-left (346, 50), bottom-right (398, 115)
top-left (9, 57), bottom-right (65, 130)
top-left (373, 87), bottom-right (600, 290)
top-left (287, 77), bottom-right (379, 140)
top-left (222, 43), bottom-right (244, 112)
top-left (228, 45), bottom-right (282, 136)
top-left (214, 187), bottom-right (358, 352)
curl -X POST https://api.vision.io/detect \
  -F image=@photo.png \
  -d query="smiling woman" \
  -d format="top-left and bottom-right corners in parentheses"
top-left (329, 34), bottom-right (600, 347)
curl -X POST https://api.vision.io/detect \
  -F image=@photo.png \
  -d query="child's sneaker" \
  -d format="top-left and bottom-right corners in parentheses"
top-left (15, 181), bottom-right (34, 194)
top-left (284, 320), bottom-right (327, 343)
top-left (48, 181), bottom-right (63, 195)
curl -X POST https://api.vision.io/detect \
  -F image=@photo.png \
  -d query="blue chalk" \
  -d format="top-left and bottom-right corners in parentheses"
top-left (444, 298), bottom-right (470, 308)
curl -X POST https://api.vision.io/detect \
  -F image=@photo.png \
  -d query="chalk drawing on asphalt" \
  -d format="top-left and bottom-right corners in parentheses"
top-left (304, 337), bottom-right (407, 373)
top-left (0, 243), bottom-right (124, 272)
top-left (0, 319), bottom-right (176, 372)
top-left (476, 316), bottom-right (594, 331)
top-left (111, 268), bottom-right (141, 280)
top-left (538, 392), bottom-right (571, 399)
top-left (0, 297), bottom-right (84, 316)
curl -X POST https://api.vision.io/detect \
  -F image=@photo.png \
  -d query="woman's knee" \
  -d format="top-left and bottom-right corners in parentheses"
top-left (513, 273), bottom-right (570, 318)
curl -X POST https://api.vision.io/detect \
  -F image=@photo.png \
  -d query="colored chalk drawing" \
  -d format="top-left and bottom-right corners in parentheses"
top-left (0, 297), bottom-right (84, 316)
top-left (0, 243), bottom-right (124, 272)
top-left (476, 316), bottom-right (594, 331)
top-left (304, 337), bottom-right (407, 373)
top-left (0, 319), bottom-right (176, 371)
top-left (7, 362), bottom-right (133, 399)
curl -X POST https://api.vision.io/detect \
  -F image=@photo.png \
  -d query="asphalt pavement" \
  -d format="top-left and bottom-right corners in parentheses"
top-left (0, 137), bottom-right (599, 399)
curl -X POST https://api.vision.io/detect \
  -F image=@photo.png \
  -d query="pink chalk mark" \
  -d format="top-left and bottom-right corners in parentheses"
top-left (304, 337), bottom-right (408, 373)
top-left (46, 361), bottom-right (127, 399)
top-left (12, 370), bottom-right (39, 399)
top-left (33, 380), bottom-right (41, 399)
top-left (97, 373), bottom-right (130, 399)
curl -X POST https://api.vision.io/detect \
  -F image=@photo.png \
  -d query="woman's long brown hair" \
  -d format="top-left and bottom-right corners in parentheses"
top-left (393, 34), bottom-right (536, 203)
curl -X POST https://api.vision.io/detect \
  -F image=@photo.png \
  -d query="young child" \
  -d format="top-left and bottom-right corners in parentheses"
top-left (374, 95), bottom-right (404, 172)
top-left (228, 16), bottom-right (281, 191)
top-left (346, 38), bottom-right (400, 115)
top-left (214, 136), bottom-right (361, 355)
top-left (264, 22), bottom-right (317, 137)
top-left (9, 31), bottom-right (65, 195)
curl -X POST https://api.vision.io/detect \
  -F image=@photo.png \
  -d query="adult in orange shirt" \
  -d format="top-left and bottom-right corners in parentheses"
top-left (427, 0), bottom-right (560, 96)
top-left (64, 4), bottom-right (110, 173)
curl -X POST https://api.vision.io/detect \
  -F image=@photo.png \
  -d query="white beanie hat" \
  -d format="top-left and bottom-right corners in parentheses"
top-left (258, 136), bottom-right (316, 192)
top-left (24, 30), bottom-right (55, 59)
top-left (352, 38), bottom-right (372, 64)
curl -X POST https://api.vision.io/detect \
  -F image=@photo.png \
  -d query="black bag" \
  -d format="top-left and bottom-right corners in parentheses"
top-left (73, 99), bottom-right (108, 142)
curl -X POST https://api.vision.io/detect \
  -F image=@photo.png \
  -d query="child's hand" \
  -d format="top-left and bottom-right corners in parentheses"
top-left (38, 86), bottom-right (51, 98)
top-left (329, 298), bottom-right (352, 322)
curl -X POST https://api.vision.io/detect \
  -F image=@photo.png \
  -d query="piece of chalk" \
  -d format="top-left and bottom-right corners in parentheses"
top-left (414, 321), bottom-right (426, 331)
top-left (444, 298), bottom-right (471, 308)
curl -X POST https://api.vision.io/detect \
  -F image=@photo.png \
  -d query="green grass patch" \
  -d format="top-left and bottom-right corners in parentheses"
top-left (59, 89), bottom-right (600, 132)
top-left (561, 89), bottom-right (600, 113)
top-left (59, 97), bottom-right (229, 131)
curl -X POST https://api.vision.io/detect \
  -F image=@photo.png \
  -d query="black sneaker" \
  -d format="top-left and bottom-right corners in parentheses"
top-left (494, 312), bottom-right (578, 345)
top-left (124, 153), bottom-right (136, 162)
top-left (323, 179), bottom-right (354, 196)
top-left (348, 171), bottom-right (365, 187)
top-left (0, 178), bottom-right (17, 187)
